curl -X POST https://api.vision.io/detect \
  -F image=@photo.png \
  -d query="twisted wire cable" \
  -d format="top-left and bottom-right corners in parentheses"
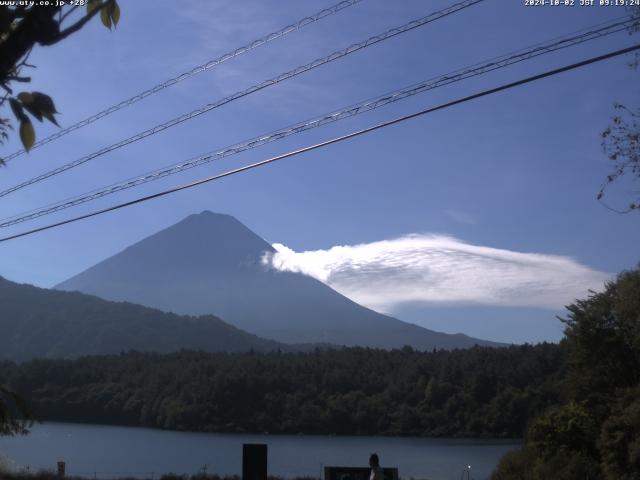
top-left (2, 43), bottom-right (639, 243)
top-left (0, 15), bottom-right (634, 229)
top-left (0, 0), bottom-right (484, 198)
top-left (2, 0), bottom-right (364, 163)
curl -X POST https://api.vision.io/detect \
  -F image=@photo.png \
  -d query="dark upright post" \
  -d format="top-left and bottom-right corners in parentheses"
top-left (243, 443), bottom-right (267, 480)
top-left (57, 461), bottom-right (65, 478)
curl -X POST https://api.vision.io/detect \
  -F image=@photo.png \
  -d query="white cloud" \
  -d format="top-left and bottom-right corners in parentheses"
top-left (262, 234), bottom-right (610, 312)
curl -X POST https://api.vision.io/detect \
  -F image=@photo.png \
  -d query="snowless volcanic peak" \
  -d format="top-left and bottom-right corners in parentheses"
top-left (57, 211), bottom-right (502, 350)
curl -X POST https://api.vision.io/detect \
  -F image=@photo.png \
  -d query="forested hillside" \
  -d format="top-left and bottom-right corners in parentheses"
top-left (0, 343), bottom-right (563, 437)
top-left (0, 276), bottom-right (285, 361)
top-left (492, 266), bottom-right (640, 480)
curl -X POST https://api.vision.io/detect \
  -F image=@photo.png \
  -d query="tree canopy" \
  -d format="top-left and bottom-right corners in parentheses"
top-left (597, 7), bottom-right (640, 212)
top-left (492, 265), bottom-right (640, 479)
top-left (0, 343), bottom-right (563, 438)
top-left (0, 384), bottom-right (32, 436)
top-left (0, 0), bottom-right (120, 160)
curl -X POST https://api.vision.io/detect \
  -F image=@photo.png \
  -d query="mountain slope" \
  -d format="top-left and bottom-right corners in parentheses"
top-left (57, 211), bottom-right (501, 350)
top-left (0, 276), bottom-right (285, 362)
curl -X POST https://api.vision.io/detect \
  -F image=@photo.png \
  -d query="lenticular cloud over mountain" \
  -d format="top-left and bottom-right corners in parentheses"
top-left (263, 234), bottom-right (610, 312)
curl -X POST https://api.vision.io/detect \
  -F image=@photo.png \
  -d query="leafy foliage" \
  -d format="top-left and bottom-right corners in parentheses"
top-left (492, 266), bottom-right (640, 479)
top-left (527, 402), bottom-right (599, 459)
top-left (0, 0), bottom-right (120, 159)
top-left (598, 7), bottom-right (640, 212)
top-left (599, 105), bottom-right (640, 211)
top-left (0, 384), bottom-right (32, 436)
top-left (599, 388), bottom-right (640, 479)
top-left (0, 343), bottom-right (564, 437)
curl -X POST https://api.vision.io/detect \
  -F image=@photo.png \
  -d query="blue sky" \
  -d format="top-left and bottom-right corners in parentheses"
top-left (0, 0), bottom-right (638, 343)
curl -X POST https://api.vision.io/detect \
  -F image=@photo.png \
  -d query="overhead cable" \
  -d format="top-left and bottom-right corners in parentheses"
top-left (2, 0), bottom-right (365, 162)
top-left (0, 0), bottom-right (484, 198)
top-left (2, 43), bottom-right (638, 243)
top-left (0, 15), bottom-right (634, 228)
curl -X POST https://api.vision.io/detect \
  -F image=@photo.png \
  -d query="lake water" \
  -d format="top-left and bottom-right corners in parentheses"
top-left (0, 423), bottom-right (519, 480)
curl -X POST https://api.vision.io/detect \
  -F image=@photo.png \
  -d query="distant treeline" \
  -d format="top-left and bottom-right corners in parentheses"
top-left (0, 343), bottom-right (564, 438)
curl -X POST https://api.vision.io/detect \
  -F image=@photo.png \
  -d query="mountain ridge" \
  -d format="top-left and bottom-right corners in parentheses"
top-left (0, 275), bottom-right (288, 362)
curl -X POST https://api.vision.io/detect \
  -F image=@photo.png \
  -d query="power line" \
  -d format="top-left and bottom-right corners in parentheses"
top-left (2, 43), bottom-right (638, 244)
top-left (1, 0), bottom-right (364, 163)
top-left (0, 15), bottom-right (634, 228)
top-left (0, 0), bottom-right (484, 199)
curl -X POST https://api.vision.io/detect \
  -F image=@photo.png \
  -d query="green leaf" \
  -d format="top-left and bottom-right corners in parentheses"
top-left (17, 92), bottom-right (34, 105)
top-left (42, 111), bottom-right (60, 127)
top-left (101, 5), bottom-right (112, 29)
top-left (31, 92), bottom-right (58, 115)
top-left (18, 92), bottom-right (60, 126)
top-left (19, 119), bottom-right (35, 152)
top-left (111, 1), bottom-right (120, 26)
top-left (9, 98), bottom-right (26, 122)
top-left (87, 0), bottom-right (101, 14)
top-left (21, 103), bottom-right (43, 122)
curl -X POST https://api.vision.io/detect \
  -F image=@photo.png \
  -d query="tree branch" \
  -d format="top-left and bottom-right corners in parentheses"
top-left (0, 7), bottom-right (60, 83)
top-left (59, 5), bottom-right (79, 24)
top-left (56, 1), bottom-right (108, 43)
top-left (6, 75), bottom-right (30, 82)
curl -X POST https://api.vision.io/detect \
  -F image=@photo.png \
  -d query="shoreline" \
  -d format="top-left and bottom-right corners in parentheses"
top-left (16, 420), bottom-right (524, 443)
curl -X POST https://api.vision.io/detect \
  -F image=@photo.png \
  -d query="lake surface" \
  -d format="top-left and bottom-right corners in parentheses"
top-left (0, 422), bottom-right (519, 480)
